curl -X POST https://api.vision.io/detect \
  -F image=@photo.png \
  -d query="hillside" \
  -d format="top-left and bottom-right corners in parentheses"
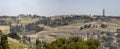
top-left (9, 41), bottom-right (32, 49)
top-left (0, 15), bottom-right (120, 49)
top-left (28, 20), bottom-right (120, 43)
top-left (8, 38), bottom-right (33, 49)
top-left (0, 15), bottom-right (120, 34)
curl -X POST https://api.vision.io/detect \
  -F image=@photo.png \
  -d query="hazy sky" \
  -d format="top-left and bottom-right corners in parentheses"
top-left (0, 0), bottom-right (120, 16)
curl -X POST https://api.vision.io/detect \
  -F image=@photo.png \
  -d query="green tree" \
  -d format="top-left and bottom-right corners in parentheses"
top-left (8, 32), bottom-right (21, 40)
top-left (0, 35), bottom-right (9, 49)
top-left (89, 45), bottom-right (98, 49)
top-left (80, 27), bottom-right (83, 30)
top-left (35, 39), bottom-right (41, 49)
top-left (35, 45), bottom-right (41, 49)
top-left (44, 37), bottom-right (100, 49)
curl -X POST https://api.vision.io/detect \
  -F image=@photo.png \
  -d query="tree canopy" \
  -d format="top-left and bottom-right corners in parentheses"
top-left (44, 37), bottom-right (100, 49)
top-left (0, 35), bottom-right (9, 49)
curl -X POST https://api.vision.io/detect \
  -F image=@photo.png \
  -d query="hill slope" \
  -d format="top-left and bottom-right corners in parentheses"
top-left (8, 40), bottom-right (32, 49)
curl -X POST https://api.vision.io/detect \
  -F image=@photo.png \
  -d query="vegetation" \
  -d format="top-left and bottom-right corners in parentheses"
top-left (0, 32), bottom-right (32, 49)
top-left (8, 32), bottom-right (21, 40)
top-left (8, 41), bottom-right (32, 49)
top-left (0, 35), bottom-right (9, 49)
top-left (10, 23), bottom-right (44, 34)
top-left (80, 24), bottom-right (95, 30)
top-left (100, 24), bottom-right (107, 28)
top-left (22, 35), bottom-right (31, 45)
top-left (35, 39), bottom-right (41, 49)
top-left (35, 15), bottom-right (93, 27)
top-left (44, 37), bottom-right (100, 49)
top-left (0, 30), bottom-right (2, 35)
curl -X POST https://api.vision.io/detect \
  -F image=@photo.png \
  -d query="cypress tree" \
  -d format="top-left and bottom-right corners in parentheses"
top-left (1, 35), bottom-right (9, 49)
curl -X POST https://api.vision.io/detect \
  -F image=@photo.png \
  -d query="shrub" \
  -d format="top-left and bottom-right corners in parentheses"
top-left (101, 24), bottom-right (107, 28)
top-left (44, 37), bottom-right (100, 49)
top-left (8, 32), bottom-right (21, 40)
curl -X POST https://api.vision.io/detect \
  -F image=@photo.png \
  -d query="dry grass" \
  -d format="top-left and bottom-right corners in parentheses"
top-left (8, 40), bottom-right (32, 49)
top-left (18, 18), bottom-right (39, 25)
top-left (0, 25), bottom-right (10, 34)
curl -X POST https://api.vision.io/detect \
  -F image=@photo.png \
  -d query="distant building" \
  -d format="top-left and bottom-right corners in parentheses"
top-left (103, 9), bottom-right (105, 16)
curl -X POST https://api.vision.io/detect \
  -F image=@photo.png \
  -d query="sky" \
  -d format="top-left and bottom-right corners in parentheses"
top-left (0, 0), bottom-right (120, 16)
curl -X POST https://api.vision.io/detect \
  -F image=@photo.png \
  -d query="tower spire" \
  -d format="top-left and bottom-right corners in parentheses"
top-left (103, 9), bottom-right (105, 16)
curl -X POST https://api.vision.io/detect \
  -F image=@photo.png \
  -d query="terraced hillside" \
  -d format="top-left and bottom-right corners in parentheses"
top-left (8, 38), bottom-right (33, 49)
top-left (28, 20), bottom-right (120, 43)
top-left (1, 15), bottom-right (120, 36)
top-left (21, 16), bottom-right (120, 43)
top-left (1, 15), bottom-right (120, 49)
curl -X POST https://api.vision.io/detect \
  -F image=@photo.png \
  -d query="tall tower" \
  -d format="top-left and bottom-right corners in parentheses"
top-left (103, 9), bottom-right (105, 16)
